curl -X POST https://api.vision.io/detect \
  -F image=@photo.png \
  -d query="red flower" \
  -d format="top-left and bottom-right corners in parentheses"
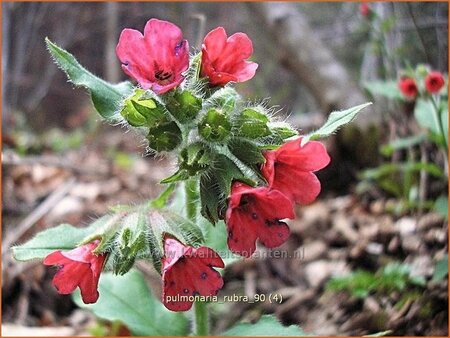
top-left (225, 182), bottom-right (295, 257)
top-left (398, 77), bottom-right (419, 98)
top-left (360, 3), bottom-right (371, 17)
top-left (162, 236), bottom-right (224, 312)
top-left (201, 27), bottom-right (258, 86)
top-left (116, 19), bottom-right (189, 94)
top-left (43, 240), bottom-right (106, 304)
top-left (425, 71), bottom-right (445, 93)
top-left (261, 137), bottom-right (330, 205)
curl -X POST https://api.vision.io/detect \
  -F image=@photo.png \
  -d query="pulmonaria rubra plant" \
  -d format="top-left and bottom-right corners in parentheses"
top-left (13, 17), bottom-right (371, 336)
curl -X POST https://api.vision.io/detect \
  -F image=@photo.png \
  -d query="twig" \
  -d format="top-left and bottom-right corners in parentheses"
top-left (2, 152), bottom-right (107, 176)
top-left (3, 177), bottom-right (77, 257)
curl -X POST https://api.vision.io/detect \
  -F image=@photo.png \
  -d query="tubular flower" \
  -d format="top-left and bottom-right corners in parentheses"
top-left (398, 77), bottom-right (419, 99)
top-left (162, 236), bottom-right (224, 312)
top-left (116, 19), bottom-right (189, 94)
top-left (425, 71), bottom-right (445, 93)
top-left (225, 182), bottom-right (295, 258)
top-left (43, 240), bottom-right (106, 304)
top-left (201, 27), bottom-right (258, 86)
top-left (261, 137), bottom-right (331, 206)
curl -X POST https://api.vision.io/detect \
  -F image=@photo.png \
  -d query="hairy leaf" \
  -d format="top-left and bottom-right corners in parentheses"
top-left (46, 38), bottom-right (133, 121)
top-left (73, 270), bottom-right (189, 336)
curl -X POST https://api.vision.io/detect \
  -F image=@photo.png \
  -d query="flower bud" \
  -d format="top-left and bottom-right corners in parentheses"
top-left (198, 108), bottom-right (231, 142)
top-left (160, 142), bottom-right (212, 183)
top-left (147, 121), bottom-right (182, 152)
top-left (166, 90), bottom-right (202, 123)
top-left (120, 89), bottom-right (166, 127)
top-left (112, 212), bottom-right (147, 275)
top-left (180, 142), bottom-right (211, 175)
top-left (235, 107), bottom-right (271, 139)
top-left (208, 87), bottom-right (239, 113)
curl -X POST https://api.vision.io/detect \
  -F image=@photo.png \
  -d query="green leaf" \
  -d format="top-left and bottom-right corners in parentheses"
top-left (228, 138), bottom-right (265, 166)
top-left (441, 108), bottom-right (448, 146)
top-left (414, 99), bottom-right (439, 133)
top-left (46, 38), bottom-right (133, 121)
top-left (364, 80), bottom-right (404, 100)
top-left (222, 315), bottom-right (310, 336)
top-left (432, 255), bottom-right (448, 282)
top-left (72, 270), bottom-right (189, 336)
top-left (11, 216), bottom-right (110, 261)
top-left (304, 102), bottom-right (372, 144)
top-left (201, 218), bottom-right (240, 266)
top-left (200, 154), bottom-right (248, 224)
top-left (150, 184), bottom-right (177, 209)
top-left (380, 134), bottom-right (427, 156)
top-left (434, 196), bottom-right (448, 220)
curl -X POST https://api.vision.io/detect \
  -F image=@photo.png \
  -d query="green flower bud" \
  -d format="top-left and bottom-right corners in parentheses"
top-left (147, 121), bottom-right (182, 152)
top-left (166, 90), bottom-right (202, 123)
top-left (235, 107), bottom-right (271, 139)
top-left (160, 143), bottom-right (212, 183)
top-left (112, 212), bottom-right (147, 275)
top-left (208, 87), bottom-right (239, 113)
top-left (120, 89), bottom-right (167, 127)
top-left (180, 142), bottom-right (211, 175)
top-left (416, 64), bottom-right (429, 78)
top-left (268, 122), bottom-right (298, 141)
top-left (198, 108), bottom-right (231, 142)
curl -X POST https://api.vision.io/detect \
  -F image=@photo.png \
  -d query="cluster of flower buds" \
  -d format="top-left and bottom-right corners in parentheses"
top-left (398, 67), bottom-right (446, 99)
top-left (42, 18), bottom-right (331, 312)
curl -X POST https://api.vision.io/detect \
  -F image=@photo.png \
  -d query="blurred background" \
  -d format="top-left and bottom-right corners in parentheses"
top-left (2, 2), bottom-right (448, 336)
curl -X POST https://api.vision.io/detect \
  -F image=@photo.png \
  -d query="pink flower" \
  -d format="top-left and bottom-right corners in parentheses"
top-left (425, 71), bottom-right (445, 93)
top-left (201, 27), bottom-right (258, 86)
top-left (43, 240), bottom-right (106, 304)
top-left (398, 77), bottom-right (419, 99)
top-left (225, 182), bottom-right (295, 257)
top-left (116, 19), bottom-right (189, 94)
top-left (261, 137), bottom-right (330, 205)
top-left (162, 236), bottom-right (224, 312)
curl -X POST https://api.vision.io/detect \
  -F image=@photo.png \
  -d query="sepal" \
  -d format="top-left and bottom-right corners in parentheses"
top-left (165, 90), bottom-right (202, 123)
top-left (198, 108), bottom-right (232, 142)
top-left (147, 121), bottom-right (182, 152)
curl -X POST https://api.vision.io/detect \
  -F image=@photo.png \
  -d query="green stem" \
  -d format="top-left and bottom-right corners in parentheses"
top-left (194, 300), bottom-right (209, 336)
top-left (184, 178), bottom-right (198, 222)
top-left (184, 179), bottom-right (209, 336)
top-left (430, 96), bottom-right (448, 157)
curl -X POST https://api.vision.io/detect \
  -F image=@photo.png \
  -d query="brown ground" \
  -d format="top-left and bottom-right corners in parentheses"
top-left (2, 125), bottom-right (448, 336)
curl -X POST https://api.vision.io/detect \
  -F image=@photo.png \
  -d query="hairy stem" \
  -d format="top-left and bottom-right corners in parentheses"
top-left (184, 179), bottom-right (209, 336)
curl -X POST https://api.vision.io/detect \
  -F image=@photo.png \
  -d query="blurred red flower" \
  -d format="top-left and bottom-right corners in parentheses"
top-left (261, 137), bottom-right (330, 206)
top-left (43, 239), bottom-right (106, 304)
top-left (116, 19), bottom-right (189, 94)
top-left (225, 182), bottom-right (295, 257)
top-left (425, 71), bottom-right (445, 93)
top-left (162, 236), bottom-right (224, 311)
top-left (360, 3), bottom-right (371, 17)
top-left (201, 27), bottom-right (258, 86)
top-left (398, 77), bottom-right (419, 99)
